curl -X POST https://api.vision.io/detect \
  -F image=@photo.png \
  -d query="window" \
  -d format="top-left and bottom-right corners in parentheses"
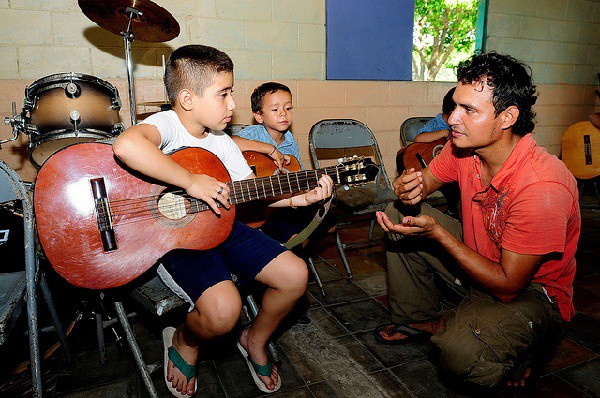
top-left (326, 0), bottom-right (487, 81)
top-left (413, 0), bottom-right (487, 81)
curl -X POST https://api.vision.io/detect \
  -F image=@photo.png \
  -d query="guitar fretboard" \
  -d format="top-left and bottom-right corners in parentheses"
top-left (188, 166), bottom-right (342, 214)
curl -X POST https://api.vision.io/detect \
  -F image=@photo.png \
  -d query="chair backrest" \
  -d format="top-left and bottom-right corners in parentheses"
top-left (399, 116), bottom-right (434, 146)
top-left (309, 119), bottom-right (392, 190)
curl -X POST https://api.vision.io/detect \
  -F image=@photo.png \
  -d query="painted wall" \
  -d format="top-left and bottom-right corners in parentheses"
top-left (1, 0), bottom-right (599, 181)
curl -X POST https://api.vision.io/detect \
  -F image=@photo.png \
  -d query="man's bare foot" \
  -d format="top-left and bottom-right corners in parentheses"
top-left (506, 367), bottom-right (531, 388)
top-left (238, 328), bottom-right (279, 391)
top-left (167, 326), bottom-right (199, 396)
top-left (375, 319), bottom-right (444, 344)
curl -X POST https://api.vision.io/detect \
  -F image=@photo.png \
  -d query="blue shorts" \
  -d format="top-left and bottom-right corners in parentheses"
top-left (157, 221), bottom-right (287, 310)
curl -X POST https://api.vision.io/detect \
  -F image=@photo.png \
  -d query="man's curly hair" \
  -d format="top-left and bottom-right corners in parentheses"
top-left (457, 52), bottom-right (537, 136)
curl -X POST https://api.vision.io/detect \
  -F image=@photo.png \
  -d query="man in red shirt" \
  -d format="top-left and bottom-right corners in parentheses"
top-left (375, 52), bottom-right (580, 389)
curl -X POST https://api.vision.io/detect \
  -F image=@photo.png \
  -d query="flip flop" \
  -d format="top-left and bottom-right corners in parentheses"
top-left (236, 342), bottom-right (281, 393)
top-left (163, 327), bottom-right (198, 397)
top-left (374, 323), bottom-right (432, 345)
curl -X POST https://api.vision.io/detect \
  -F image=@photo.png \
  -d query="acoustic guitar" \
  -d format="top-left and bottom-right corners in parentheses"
top-left (561, 121), bottom-right (600, 180)
top-left (237, 151), bottom-right (301, 228)
top-left (34, 142), bottom-right (377, 289)
top-left (396, 138), bottom-right (447, 173)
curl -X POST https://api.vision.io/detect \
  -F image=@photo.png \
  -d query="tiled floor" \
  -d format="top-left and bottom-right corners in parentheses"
top-left (1, 194), bottom-right (599, 398)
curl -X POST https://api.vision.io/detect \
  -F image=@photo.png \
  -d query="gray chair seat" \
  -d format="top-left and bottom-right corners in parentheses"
top-left (0, 271), bottom-right (26, 345)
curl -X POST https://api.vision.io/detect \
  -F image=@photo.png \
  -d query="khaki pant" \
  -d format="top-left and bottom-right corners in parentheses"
top-left (384, 201), bottom-right (565, 387)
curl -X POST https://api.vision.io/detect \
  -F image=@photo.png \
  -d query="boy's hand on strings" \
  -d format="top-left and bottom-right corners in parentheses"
top-left (269, 148), bottom-right (291, 169)
top-left (186, 174), bottom-right (230, 215)
top-left (304, 175), bottom-right (334, 205)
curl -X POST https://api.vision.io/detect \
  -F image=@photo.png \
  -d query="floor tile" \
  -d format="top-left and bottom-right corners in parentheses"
top-left (556, 357), bottom-right (600, 398)
top-left (327, 299), bottom-right (390, 333)
top-left (544, 338), bottom-right (599, 373)
top-left (565, 313), bottom-right (600, 354)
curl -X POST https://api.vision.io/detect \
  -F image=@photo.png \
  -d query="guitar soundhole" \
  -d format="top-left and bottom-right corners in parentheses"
top-left (150, 189), bottom-right (194, 228)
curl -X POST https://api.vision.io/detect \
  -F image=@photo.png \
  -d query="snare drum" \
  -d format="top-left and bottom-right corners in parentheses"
top-left (22, 73), bottom-right (125, 167)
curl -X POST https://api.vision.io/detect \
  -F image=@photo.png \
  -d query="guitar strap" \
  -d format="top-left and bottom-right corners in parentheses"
top-left (284, 194), bottom-right (333, 250)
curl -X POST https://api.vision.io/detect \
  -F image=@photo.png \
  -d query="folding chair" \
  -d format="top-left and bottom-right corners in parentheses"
top-left (309, 119), bottom-right (397, 278)
top-left (0, 160), bottom-right (70, 398)
top-left (399, 116), bottom-right (434, 146)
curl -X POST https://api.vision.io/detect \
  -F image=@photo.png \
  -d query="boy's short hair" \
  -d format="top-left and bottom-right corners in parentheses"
top-left (164, 45), bottom-right (233, 105)
top-left (457, 51), bottom-right (537, 136)
top-left (442, 87), bottom-right (456, 115)
top-left (251, 82), bottom-right (292, 113)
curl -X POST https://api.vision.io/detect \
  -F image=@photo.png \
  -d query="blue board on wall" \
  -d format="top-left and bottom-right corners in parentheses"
top-left (326, 0), bottom-right (414, 81)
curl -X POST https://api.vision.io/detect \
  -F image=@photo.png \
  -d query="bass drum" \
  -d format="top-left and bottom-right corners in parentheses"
top-left (22, 73), bottom-right (125, 167)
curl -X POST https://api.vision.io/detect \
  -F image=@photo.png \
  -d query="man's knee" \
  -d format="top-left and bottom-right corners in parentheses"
top-left (432, 327), bottom-right (507, 388)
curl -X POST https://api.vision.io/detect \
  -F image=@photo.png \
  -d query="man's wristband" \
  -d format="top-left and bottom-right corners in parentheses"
top-left (268, 145), bottom-right (277, 156)
top-left (289, 196), bottom-right (297, 209)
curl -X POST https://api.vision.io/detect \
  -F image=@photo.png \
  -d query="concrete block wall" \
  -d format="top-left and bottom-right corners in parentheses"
top-left (1, 0), bottom-right (599, 181)
top-left (0, 0), bottom-right (325, 81)
top-left (487, 0), bottom-right (600, 85)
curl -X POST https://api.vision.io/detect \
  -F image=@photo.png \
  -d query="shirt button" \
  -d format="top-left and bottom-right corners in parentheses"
top-left (476, 174), bottom-right (480, 179)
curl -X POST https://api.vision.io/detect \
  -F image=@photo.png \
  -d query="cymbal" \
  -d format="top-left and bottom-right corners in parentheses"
top-left (79, 0), bottom-right (180, 43)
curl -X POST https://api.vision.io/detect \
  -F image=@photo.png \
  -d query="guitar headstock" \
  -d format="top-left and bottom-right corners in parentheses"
top-left (336, 156), bottom-right (380, 185)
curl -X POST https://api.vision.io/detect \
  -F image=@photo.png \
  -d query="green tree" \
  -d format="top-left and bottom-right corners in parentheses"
top-left (413, 0), bottom-right (479, 81)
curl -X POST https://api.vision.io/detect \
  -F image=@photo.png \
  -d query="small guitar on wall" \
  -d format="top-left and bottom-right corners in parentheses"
top-left (34, 142), bottom-right (378, 289)
top-left (562, 80), bottom-right (600, 179)
top-left (562, 121), bottom-right (600, 180)
top-left (396, 138), bottom-right (447, 173)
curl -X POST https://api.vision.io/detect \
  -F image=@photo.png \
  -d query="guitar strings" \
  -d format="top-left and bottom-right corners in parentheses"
top-left (95, 165), bottom-right (358, 228)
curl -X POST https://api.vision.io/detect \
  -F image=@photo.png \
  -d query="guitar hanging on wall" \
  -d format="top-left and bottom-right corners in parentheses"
top-left (561, 84), bottom-right (600, 180)
top-left (34, 142), bottom-right (378, 289)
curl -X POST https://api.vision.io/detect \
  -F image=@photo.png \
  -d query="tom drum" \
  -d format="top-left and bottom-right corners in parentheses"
top-left (22, 73), bottom-right (124, 167)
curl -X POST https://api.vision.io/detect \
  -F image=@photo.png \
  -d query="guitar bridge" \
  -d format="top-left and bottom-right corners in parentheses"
top-left (90, 178), bottom-right (117, 252)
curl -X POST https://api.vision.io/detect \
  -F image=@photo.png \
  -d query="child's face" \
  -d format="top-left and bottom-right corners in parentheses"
top-left (254, 90), bottom-right (293, 134)
top-left (193, 71), bottom-right (236, 131)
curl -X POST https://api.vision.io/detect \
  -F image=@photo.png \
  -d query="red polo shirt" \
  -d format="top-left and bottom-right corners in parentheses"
top-left (430, 134), bottom-right (580, 321)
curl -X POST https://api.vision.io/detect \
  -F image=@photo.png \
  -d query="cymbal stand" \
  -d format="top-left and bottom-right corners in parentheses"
top-left (120, 7), bottom-right (141, 126)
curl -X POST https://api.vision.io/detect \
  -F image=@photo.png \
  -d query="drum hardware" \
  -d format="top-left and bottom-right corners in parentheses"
top-left (78, 0), bottom-right (180, 126)
top-left (2, 102), bottom-right (24, 147)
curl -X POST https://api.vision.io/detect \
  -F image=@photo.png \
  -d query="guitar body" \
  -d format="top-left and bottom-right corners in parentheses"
top-left (238, 151), bottom-right (301, 228)
top-left (34, 142), bottom-right (234, 289)
top-left (396, 138), bottom-right (447, 172)
top-left (561, 121), bottom-right (600, 179)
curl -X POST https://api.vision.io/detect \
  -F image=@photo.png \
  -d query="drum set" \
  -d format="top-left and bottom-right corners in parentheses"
top-left (0, 1), bottom-right (179, 396)
top-left (2, 0), bottom-right (180, 169)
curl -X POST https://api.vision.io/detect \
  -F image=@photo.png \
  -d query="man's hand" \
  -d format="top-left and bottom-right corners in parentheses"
top-left (392, 168), bottom-right (426, 205)
top-left (185, 174), bottom-right (230, 215)
top-left (376, 211), bottom-right (439, 239)
top-left (304, 175), bottom-right (334, 205)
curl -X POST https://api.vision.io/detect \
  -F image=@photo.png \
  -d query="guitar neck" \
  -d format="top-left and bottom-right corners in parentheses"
top-left (188, 167), bottom-right (340, 213)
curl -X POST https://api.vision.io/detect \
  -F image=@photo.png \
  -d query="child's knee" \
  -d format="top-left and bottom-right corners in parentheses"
top-left (192, 293), bottom-right (242, 335)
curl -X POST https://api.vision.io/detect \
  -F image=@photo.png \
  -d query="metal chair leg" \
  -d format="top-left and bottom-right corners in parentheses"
top-left (307, 257), bottom-right (326, 298)
top-left (335, 231), bottom-right (353, 279)
top-left (39, 272), bottom-right (71, 362)
top-left (23, 198), bottom-right (42, 398)
top-left (114, 301), bottom-right (158, 398)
